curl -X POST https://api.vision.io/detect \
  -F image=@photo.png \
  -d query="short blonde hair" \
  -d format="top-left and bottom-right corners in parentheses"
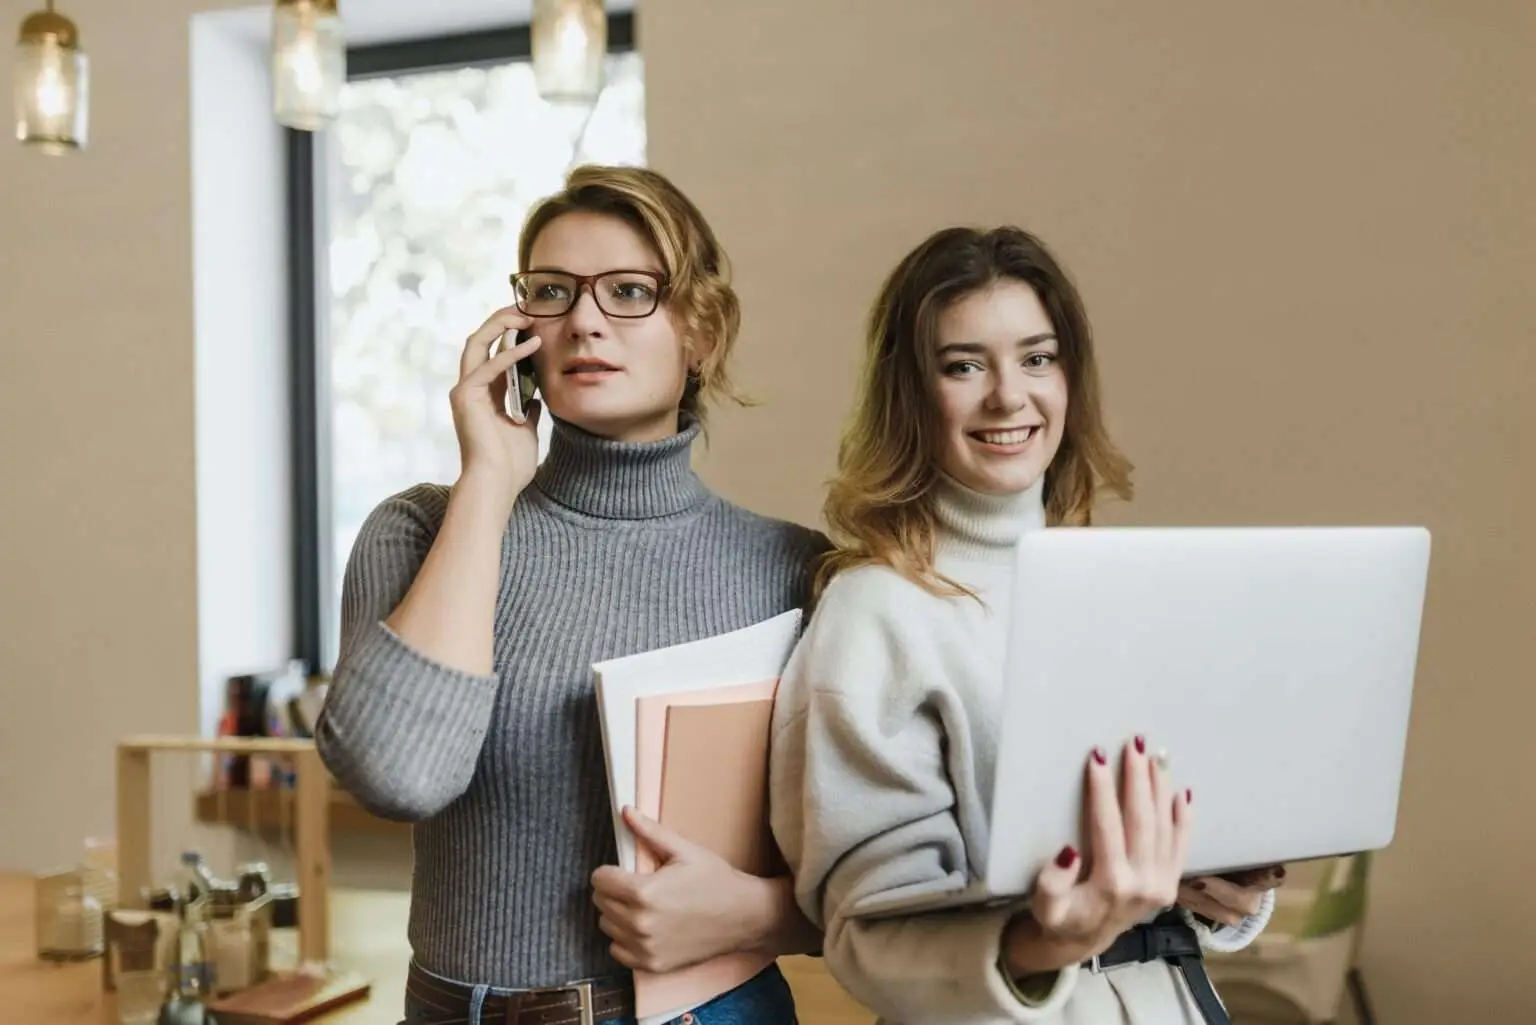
top-left (518, 164), bottom-right (746, 423)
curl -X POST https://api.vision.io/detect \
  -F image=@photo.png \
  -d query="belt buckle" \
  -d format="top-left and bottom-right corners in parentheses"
top-left (510, 980), bottom-right (595, 1025)
top-left (572, 980), bottom-right (594, 1025)
top-left (1089, 928), bottom-right (1147, 975)
top-left (1089, 954), bottom-right (1133, 974)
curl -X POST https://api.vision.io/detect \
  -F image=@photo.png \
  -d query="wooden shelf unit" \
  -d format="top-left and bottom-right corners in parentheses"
top-left (194, 784), bottom-right (410, 837)
top-left (117, 735), bottom-right (334, 964)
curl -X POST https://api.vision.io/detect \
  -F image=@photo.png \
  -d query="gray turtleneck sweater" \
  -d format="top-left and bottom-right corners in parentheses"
top-left (315, 415), bottom-right (828, 988)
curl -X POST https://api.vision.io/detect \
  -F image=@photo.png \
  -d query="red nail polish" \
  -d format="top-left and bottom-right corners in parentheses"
top-left (1192, 881), bottom-right (1207, 891)
top-left (1135, 735), bottom-right (1146, 755)
top-left (1055, 846), bottom-right (1078, 869)
top-left (1092, 747), bottom-right (1107, 766)
top-left (1185, 789), bottom-right (1194, 804)
top-left (1275, 867), bottom-right (1286, 879)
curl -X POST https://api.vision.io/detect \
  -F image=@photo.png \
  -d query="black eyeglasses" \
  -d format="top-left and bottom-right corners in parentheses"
top-left (509, 269), bottom-right (668, 319)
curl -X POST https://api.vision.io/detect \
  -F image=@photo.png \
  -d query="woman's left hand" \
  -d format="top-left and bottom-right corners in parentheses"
top-left (590, 807), bottom-right (772, 973)
top-left (1176, 865), bottom-right (1286, 927)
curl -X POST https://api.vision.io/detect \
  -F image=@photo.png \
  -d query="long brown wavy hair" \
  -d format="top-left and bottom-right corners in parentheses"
top-left (818, 226), bottom-right (1133, 597)
top-left (518, 164), bottom-right (747, 425)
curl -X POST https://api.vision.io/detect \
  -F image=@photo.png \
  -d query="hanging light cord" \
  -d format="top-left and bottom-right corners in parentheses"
top-left (567, 101), bottom-right (599, 169)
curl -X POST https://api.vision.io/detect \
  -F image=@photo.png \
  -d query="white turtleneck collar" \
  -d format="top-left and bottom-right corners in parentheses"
top-left (932, 472), bottom-right (1047, 564)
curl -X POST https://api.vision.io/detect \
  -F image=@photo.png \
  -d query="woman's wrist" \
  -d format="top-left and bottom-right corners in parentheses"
top-left (452, 465), bottom-right (526, 519)
top-left (738, 874), bottom-right (820, 958)
top-left (1002, 912), bottom-right (1094, 978)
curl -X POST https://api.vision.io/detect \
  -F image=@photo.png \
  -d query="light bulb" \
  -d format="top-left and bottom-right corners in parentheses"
top-left (283, 37), bottom-right (325, 96)
top-left (13, 4), bottom-right (88, 154)
top-left (532, 0), bottom-right (606, 105)
top-left (33, 56), bottom-right (70, 119)
top-left (272, 0), bottom-right (345, 132)
top-left (556, 16), bottom-right (588, 66)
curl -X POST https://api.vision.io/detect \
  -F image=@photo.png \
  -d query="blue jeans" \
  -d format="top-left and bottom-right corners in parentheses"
top-left (402, 962), bottom-right (797, 1025)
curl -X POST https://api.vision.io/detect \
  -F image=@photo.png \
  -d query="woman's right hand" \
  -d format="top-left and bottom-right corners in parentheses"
top-left (450, 307), bottom-right (544, 509)
top-left (1003, 737), bottom-right (1192, 976)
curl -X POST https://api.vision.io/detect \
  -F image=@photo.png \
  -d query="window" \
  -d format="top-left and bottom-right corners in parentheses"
top-left (289, 17), bottom-right (642, 672)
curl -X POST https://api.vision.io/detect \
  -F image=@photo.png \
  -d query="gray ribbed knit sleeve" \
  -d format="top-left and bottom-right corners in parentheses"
top-left (314, 485), bottom-right (502, 822)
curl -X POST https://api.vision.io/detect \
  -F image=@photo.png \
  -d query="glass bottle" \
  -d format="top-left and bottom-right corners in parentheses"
top-left (171, 896), bottom-right (216, 1001)
top-left (174, 851), bottom-right (216, 907)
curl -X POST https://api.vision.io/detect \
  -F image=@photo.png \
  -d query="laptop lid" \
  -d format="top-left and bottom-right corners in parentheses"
top-left (982, 525), bottom-right (1430, 897)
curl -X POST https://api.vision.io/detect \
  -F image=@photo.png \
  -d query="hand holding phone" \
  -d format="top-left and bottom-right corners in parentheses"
top-left (451, 309), bottom-right (543, 509)
top-left (499, 327), bottom-right (540, 422)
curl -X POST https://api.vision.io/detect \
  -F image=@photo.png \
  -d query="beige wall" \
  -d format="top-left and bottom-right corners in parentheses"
top-left (0, 1), bottom-right (204, 870)
top-left (0, 1), bottom-right (1530, 1023)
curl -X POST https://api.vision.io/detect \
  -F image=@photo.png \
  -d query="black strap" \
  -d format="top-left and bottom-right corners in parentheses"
top-left (1170, 952), bottom-right (1231, 1025)
top-left (1088, 914), bottom-right (1231, 1025)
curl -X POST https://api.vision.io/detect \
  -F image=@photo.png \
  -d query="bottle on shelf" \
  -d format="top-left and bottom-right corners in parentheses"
top-left (174, 851), bottom-right (217, 908)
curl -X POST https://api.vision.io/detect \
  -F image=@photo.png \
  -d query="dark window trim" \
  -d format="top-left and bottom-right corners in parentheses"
top-left (287, 127), bottom-right (325, 674)
top-left (287, 13), bottom-right (635, 674)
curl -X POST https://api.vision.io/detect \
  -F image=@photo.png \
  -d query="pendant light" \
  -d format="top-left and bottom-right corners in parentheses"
top-left (531, 0), bottom-right (606, 105)
top-left (272, 0), bottom-right (345, 132)
top-left (13, 0), bottom-right (87, 154)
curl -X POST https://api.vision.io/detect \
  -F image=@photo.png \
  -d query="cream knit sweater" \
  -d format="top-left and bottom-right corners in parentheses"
top-left (769, 475), bottom-right (1270, 1025)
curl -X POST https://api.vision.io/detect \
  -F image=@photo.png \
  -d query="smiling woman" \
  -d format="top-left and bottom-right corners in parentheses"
top-left (769, 226), bottom-right (1279, 1025)
top-left (933, 291), bottom-right (1068, 497)
top-left (817, 225), bottom-right (1133, 597)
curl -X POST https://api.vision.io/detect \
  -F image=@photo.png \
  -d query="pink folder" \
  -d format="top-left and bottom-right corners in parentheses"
top-left (630, 680), bottom-right (782, 1019)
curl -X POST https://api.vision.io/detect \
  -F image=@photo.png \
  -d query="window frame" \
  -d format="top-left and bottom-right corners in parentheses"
top-left (287, 14), bottom-right (637, 673)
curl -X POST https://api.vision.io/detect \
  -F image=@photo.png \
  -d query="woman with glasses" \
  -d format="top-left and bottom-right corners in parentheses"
top-left (316, 165), bottom-right (825, 1025)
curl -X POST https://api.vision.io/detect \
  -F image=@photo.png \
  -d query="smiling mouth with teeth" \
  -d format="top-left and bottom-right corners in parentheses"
top-left (971, 426), bottom-right (1040, 446)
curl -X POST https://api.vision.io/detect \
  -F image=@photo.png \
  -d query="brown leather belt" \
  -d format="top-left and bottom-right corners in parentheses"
top-left (406, 962), bottom-right (636, 1025)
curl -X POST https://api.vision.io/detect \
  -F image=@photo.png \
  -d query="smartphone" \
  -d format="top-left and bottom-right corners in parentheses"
top-left (501, 327), bottom-right (539, 420)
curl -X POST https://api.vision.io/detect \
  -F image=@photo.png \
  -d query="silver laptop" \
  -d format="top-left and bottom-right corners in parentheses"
top-left (852, 525), bottom-right (1430, 919)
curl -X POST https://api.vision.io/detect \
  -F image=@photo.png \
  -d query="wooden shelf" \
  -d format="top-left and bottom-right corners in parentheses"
top-left (194, 785), bottom-right (409, 837)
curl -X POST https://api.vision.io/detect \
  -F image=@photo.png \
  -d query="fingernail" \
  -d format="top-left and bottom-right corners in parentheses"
top-left (1055, 846), bottom-right (1078, 869)
top-left (1091, 747), bottom-right (1107, 766)
top-left (1193, 881), bottom-right (1207, 891)
top-left (1185, 789), bottom-right (1193, 804)
top-left (1275, 867), bottom-right (1286, 879)
top-left (1135, 735), bottom-right (1146, 755)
